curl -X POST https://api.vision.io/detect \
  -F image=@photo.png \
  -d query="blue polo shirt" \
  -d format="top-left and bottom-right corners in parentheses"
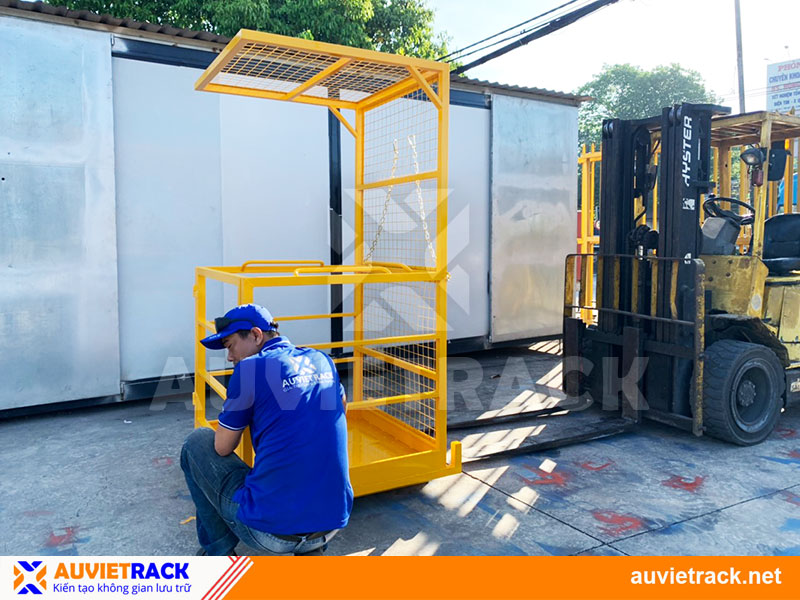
top-left (217, 336), bottom-right (353, 535)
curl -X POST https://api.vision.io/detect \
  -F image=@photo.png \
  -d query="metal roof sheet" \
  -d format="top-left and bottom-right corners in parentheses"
top-left (451, 76), bottom-right (587, 105)
top-left (0, 0), bottom-right (230, 43)
top-left (0, 0), bottom-right (585, 104)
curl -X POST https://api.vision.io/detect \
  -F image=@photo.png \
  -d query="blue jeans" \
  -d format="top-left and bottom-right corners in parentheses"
top-left (180, 428), bottom-right (334, 555)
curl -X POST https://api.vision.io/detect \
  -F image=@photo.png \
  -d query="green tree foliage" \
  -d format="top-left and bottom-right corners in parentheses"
top-left (577, 63), bottom-right (717, 148)
top-left (60, 0), bottom-right (449, 58)
top-left (369, 0), bottom-right (449, 57)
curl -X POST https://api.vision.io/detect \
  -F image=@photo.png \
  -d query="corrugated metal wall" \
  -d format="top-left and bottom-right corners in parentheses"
top-left (0, 18), bottom-right (120, 409)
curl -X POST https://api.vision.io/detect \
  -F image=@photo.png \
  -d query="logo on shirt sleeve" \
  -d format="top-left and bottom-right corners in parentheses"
top-left (282, 354), bottom-right (333, 392)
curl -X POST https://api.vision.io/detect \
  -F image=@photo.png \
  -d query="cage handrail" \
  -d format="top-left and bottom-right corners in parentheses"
top-left (197, 332), bottom-right (436, 352)
top-left (241, 260), bottom-right (324, 270)
top-left (305, 333), bottom-right (436, 350)
top-left (366, 261), bottom-right (413, 272)
top-left (275, 312), bottom-right (356, 321)
top-left (347, 390), bottom-right (439, 410)
top-left (198, 311), bottom-right (357, 333)
top-left (293, 265), bottom-right (392, 276)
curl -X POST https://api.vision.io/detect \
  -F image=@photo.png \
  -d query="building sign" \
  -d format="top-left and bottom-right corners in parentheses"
top-left (767, 58), bottom-right (800, 112)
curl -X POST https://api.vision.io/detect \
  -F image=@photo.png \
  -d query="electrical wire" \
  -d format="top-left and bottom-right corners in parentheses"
top-left (444, 0), bottom-right (598, 63)
top-left (437, 0), bottom-right (582, 61)
top-left (718, 84), bottom-right (792, 101)
top-left (448, 22), bottom-right (549, 63)
top-left (437, 0), bottom-right (588, 62)
top-left (450, 0), bottom-right (619, 76)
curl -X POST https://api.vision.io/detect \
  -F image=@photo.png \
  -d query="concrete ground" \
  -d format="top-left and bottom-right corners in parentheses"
top-left (3, 344), bottom-right (800, 556)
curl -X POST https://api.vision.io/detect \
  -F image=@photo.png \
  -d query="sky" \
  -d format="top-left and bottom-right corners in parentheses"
top-left (430, 0), bottom-right (799, 111)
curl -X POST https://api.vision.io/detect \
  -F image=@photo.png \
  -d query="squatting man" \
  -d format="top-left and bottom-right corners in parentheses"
top-left (180, 303), bottom-right (353, 555)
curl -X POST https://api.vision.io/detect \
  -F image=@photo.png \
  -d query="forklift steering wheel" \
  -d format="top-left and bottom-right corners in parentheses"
top-left (703, 196), bottom-right (755, 226)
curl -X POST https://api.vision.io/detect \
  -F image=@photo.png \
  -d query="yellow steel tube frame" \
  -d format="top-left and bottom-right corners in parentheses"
top-left (578, 144), bottom-right (601, 323)
top-left (192, 31), bottom-right (461, 496)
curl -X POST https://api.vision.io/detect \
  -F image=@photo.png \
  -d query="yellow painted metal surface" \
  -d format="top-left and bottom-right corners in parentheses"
top-left (195, 30), bottom-right (440, 108)
top-left (780, 287), bottom-right (800, 362)
top-left (702, 255), bottom-right (768, 318)
top-left (578, 145), bottom-right (600, 323)
top-left (192, 32), bottom-right (460, 496)
top-left (763, 284), bottom-right (784, 331)
top-left (788, 346), bottom-right (800, 364)
top-left (751, 119), bottom-right (774, 260)
top-left (780, 288), bottom-right (800, 344)
top-left (693, 264), bottom-right (706, 437)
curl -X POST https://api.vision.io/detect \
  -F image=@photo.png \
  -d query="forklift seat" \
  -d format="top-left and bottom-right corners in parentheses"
top-left (763, 213), bottom-right (800, 275)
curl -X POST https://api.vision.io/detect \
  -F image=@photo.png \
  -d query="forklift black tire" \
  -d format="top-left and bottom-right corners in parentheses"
top-left (702, 340), bottom-right (785, 445)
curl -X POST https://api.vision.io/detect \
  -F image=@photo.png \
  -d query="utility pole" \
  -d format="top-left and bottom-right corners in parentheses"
top-left (734, 0), bottom-right (746, 113)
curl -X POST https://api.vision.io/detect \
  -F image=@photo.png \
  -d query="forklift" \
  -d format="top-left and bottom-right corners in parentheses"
top-left (563, 104), bottom-right (800, 445)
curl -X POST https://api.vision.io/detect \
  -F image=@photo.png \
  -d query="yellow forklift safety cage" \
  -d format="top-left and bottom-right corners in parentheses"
top-left (192, 30), bottom-right (460, 496)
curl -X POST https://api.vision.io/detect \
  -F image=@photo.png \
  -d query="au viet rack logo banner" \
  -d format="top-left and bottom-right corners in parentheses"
top-left (6, 555), bottom-right (800, 599)
top-left (14, 560), bottom-right (46, 595)
top-left (2, 557), bottom-right (252, 599)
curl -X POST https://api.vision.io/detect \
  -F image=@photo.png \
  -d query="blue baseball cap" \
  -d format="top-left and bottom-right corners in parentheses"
top-left (200, 303), bottom-right (277, 350)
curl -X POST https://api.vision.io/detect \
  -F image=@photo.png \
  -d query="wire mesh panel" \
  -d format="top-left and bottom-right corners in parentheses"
top-left (362, 180), bottom-right (439, 268)
top-left (198, 30), bottom-right (440, 108)
top-left (364, 90), bottom-right (439, 183)
top-left (212, 42), bottom-right (340, 93)
top-left (361, 280), bottom-right (438, 439)
top-left (305, 60), bottom-right (411, 102)
top-left (357, 75), bottom-right (444, 453)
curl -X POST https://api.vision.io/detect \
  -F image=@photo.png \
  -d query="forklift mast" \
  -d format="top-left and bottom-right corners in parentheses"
top-left (598, 103), bottom-right (728, 327)
top-left (598, 116), bottom-right (656, 331)
top-left (590, 103), bottom-right (729, 424)
top-left (657, 104), bottom-right (728, 322)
